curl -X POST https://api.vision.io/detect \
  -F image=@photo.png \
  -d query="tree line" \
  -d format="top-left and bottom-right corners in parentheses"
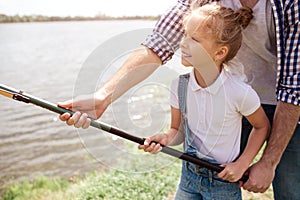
top-left (0, 14), bottom-right (160, 23)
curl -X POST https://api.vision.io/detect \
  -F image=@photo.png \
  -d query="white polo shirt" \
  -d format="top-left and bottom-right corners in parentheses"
top-left (170, 68), bottom-right (261, 163)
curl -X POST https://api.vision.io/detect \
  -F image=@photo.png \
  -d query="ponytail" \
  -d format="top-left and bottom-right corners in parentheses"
top-left (236, 6), bottom-right (253, 29)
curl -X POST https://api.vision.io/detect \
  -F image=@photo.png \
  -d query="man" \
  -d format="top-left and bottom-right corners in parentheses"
top-left (59, 0), bottom-right (300, 199)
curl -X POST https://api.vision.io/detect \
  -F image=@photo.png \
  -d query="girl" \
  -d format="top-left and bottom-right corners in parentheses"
top-left (139, 3), bottom-right (270, 200)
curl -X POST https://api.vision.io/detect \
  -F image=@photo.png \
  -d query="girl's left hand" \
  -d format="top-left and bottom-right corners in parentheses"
top-left (218, 162), bottom-right (248, 182)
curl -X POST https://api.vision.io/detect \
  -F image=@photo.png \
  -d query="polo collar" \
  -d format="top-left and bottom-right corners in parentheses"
top-left (190, 68), bottom-right (228, 94)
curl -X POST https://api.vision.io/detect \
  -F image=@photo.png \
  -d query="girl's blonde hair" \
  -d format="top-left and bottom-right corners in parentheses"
top-left (185, 3), bottom-right (253, 62)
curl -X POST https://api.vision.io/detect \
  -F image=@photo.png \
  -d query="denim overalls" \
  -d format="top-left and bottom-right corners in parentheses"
top-left (174, 73), bottom-right (242, 200)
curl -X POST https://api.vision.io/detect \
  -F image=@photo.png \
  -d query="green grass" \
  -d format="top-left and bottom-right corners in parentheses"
top-left (1, 160), bottom-right (182, 200)
top-left (71, 167), bottom-right (181, 200)
top-left (1, 176), bottom-right (70, 200)
top-left (1, 145), bottom-right (274, 200)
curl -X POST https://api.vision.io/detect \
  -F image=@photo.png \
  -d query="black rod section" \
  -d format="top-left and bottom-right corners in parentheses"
top-left (0, 83), bottom-right (248, 182)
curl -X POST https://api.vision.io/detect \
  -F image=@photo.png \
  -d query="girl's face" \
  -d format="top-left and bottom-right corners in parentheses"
top-left (180, 14), bottom-right (219, 67)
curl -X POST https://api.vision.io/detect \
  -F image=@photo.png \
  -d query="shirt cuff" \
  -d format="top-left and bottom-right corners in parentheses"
top-left (277, 88), bottom-right (300, 106)
top-left (142, 32), bottom-right (175, 64)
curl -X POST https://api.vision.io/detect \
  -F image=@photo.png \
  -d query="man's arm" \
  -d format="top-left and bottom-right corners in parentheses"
top-left (59, 47), bottom-right (161, 122)
top-left (243, 1), bottom-right (300, 192)
top-left (243, 101), bottom-right (300, 192)
top-left (59, 0), bottom-right (189, 125)
top-left (97, 46), bottom-right (162, 112)
top-left (261, 101), bottom-right (300, 168)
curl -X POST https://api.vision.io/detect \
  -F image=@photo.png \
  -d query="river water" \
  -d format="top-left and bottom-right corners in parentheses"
top-left (0, 20), bottom-right (188, 185)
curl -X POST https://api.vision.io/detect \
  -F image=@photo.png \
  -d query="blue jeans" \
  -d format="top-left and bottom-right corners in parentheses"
top-left (174, 161), bottom-right (242, 200)
top-left (241, 104), bottom-right (300, 200)
top-left (273, 124), bottom-right (300, 200)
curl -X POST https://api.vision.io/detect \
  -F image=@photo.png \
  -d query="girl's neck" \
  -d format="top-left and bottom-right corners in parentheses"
top-left (193, 63), bottom-right (222, 88)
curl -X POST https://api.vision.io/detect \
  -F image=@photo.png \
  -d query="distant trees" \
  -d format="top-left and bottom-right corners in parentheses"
top-left (0, 14), bottom-right (160, 23)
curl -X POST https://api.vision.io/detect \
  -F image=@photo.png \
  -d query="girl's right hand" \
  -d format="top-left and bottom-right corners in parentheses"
top-left (138, 133), bottom-right (169, 154)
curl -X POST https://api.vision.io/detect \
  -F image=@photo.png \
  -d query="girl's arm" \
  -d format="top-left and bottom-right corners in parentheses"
top-left (138, 106), bottom-right (184, 154)
top-left (218, 106), bottom-right (270, 182)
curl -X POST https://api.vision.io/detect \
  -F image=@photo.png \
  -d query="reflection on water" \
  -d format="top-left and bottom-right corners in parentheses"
top-left (0, 20), bottom-right (187, 185)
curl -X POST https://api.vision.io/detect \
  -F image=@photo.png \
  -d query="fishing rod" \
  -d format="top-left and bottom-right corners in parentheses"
top-left (0, 83), bottom-right (248, 182)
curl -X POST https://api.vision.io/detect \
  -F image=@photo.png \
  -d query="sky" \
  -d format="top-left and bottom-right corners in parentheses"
top-left (0, 0), bottom-right (175, 17)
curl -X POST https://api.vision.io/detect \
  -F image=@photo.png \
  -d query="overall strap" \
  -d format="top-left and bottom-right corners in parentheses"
top-left (178, 73), bottom-right (190, 115)
top-left (178, 73), bottom-right (191, 153)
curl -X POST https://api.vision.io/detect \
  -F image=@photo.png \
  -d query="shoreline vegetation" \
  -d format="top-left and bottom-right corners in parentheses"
top-left (0, 160), bottom-right (274, 200)
top-left (0, 13), bottom-right (160, 23)
top-left (0, 146), bottom-right (274, 200)
top-left (1, 160), bottom-right (183, 200)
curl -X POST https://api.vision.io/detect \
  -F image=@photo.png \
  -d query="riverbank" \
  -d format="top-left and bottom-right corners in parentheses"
top-left (1, 160), bottom-right (182, 200)
top-left (1, 160), bottom-right (274, 200)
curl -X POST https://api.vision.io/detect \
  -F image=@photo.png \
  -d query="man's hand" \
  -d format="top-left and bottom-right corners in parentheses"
top-left (242, 160), bottom-right (275, 192)
top-left (58, 90), bottom-right (109, 128)
top-left (243, 102), bottom-right (300, 192)
top-left (60, 111), bottom-right (91, 129)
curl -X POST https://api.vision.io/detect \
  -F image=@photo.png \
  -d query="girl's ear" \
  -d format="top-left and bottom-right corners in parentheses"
top-left (215, 46), bottom-right (228, 62)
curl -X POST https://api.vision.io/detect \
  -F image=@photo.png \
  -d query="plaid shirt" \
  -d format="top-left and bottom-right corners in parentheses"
top-left (142, 0), bottom-right (300, 106)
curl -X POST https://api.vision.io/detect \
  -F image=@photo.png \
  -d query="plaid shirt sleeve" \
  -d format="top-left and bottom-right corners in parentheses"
top-left (141, 0), bottom-right (191, 64)
top-left (273, 0), bottom-right (300, 106)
